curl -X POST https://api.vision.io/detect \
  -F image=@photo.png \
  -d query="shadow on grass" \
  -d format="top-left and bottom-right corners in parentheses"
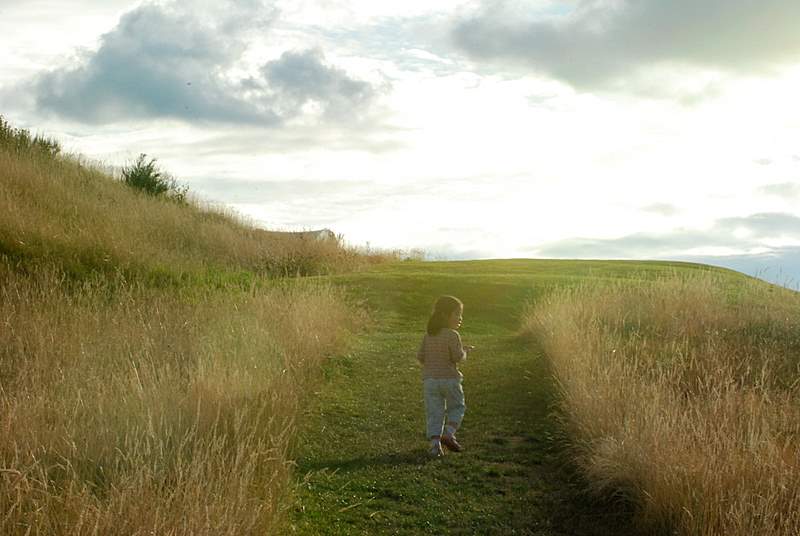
top-left (523, 339), bottom-right (649, 536)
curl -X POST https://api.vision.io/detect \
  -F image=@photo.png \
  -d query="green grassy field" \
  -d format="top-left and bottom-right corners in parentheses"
top-left (287, 259), bottom-right (742, 535)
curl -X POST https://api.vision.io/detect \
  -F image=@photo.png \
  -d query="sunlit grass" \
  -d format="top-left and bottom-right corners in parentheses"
top-left (0, 263), bottom-right (356, 534)
top-left (523, 274), bottom-right (800, 535)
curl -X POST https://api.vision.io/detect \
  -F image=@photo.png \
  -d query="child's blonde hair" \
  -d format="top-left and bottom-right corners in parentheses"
top-left (426, 295), bottom-right (463, 335)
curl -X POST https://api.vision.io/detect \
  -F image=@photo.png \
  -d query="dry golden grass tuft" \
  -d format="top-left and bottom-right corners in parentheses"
top-left (0, 263), bottom-right (356, 534)
top-left (522, 274), bottom-right (800, 535)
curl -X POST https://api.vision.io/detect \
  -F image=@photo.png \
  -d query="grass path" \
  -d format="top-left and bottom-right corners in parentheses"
top-left (287, 260), bottom-right (713, 534)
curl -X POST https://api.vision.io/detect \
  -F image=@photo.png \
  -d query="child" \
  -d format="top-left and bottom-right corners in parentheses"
top-left (416, 295), bottom-right (475, 457)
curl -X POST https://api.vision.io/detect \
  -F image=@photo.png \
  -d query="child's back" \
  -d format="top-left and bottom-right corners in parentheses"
top-left (417, 327), bottom-right (467, 380)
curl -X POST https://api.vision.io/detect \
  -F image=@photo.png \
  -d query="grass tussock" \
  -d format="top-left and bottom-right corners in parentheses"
top-left (522, 274), bottom-right (800, 535)
top-left (0, 262), bottom-right (356, 535)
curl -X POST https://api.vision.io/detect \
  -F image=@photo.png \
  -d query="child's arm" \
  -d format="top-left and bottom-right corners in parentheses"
top-left (416, 337), bottom-right (426, 364)
top-left (449, 330), bottom-right (468, 363)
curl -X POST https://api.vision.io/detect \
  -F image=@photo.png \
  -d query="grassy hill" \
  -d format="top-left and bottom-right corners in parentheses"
top-left (0, 115), bottom-right (372, 284)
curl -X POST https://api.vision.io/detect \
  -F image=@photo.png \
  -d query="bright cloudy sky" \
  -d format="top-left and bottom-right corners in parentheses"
top-left (2, 0), bottom-right (800, 286)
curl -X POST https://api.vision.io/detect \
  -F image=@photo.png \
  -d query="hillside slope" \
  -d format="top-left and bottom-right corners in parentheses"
top-left (1, 117), bottom-right (357, 282)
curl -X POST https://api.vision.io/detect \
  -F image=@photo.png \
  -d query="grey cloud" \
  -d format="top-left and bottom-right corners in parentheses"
top-left (674, 249), bottom-right (800, 290)
top-left (33, 2), bottom-right (275, 124)
top-left (30, 1), bottom-right (379, 125)
top-left (453, 0), bottom-right (800, 90)
top-left (716, 213), bottom-right (800, 237)
top-left (533, 231), bottom-right (714, 259)
top-left (642, 203), bottom-right (679, 217)
top-left (189, 178), bottom-right (376, 205)
top-left (761, 182), bottom-right (800, 199)
top-left (533, 212), bottom-right (800, 258)
top-left (258, 49), bottom-right (376, 121)
top-left (182, 125), bottom-right (407, 156)
top-left (423, 245), bottom-right (495, 261)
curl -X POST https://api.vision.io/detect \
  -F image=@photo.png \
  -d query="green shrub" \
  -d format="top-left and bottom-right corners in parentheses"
top-left (122, 153), bottom-right (188, 202)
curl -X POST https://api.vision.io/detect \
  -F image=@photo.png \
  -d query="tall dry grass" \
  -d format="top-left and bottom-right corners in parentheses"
top-left (0, 262), bottom-right (355, 535)
top-left (0, 139), bottom-right (362, 279)
top-left (522, 273), bottom-right (800, 535)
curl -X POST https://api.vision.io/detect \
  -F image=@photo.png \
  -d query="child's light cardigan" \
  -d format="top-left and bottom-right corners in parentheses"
top-left (416, 328), bottom-right (467, 380)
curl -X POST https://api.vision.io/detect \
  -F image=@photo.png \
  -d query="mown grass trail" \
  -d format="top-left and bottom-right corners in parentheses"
top-left (288, 260), bottom-right (722, 535)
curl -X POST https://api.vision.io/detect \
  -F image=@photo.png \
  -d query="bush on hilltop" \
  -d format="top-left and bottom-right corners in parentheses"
top-left (122, 153), bottom-right (188, 203)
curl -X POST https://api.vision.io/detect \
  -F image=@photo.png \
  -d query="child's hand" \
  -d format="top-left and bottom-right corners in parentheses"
top-left (465, 345), bottom-right (475, 353)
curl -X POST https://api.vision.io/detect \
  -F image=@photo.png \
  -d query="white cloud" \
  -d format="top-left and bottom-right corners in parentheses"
top-left (760, 182), bottom-right (800, 199)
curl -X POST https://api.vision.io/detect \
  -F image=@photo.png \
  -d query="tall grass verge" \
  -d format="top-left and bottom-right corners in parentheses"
top-left (0, 262), bottom-right (356, 535)
top-left (522, 274), bottom-right (800, 535)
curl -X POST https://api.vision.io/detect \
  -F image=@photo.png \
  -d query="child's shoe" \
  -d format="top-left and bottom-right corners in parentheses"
top-left (429, 442), bottom-right (444, 458)
top-left (441, 435), bottom-right (463, 452)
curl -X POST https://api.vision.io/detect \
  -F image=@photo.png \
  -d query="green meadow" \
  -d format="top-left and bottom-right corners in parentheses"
top-left (288, 259), bottom-right (735, 535)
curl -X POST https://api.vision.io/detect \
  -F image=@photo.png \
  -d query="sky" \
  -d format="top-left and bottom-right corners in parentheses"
top-left (2, 0), bottom-right (800, 288)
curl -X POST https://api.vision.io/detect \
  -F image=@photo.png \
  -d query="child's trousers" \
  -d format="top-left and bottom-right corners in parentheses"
top-left (423, 378), bottom-right (466, 438)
